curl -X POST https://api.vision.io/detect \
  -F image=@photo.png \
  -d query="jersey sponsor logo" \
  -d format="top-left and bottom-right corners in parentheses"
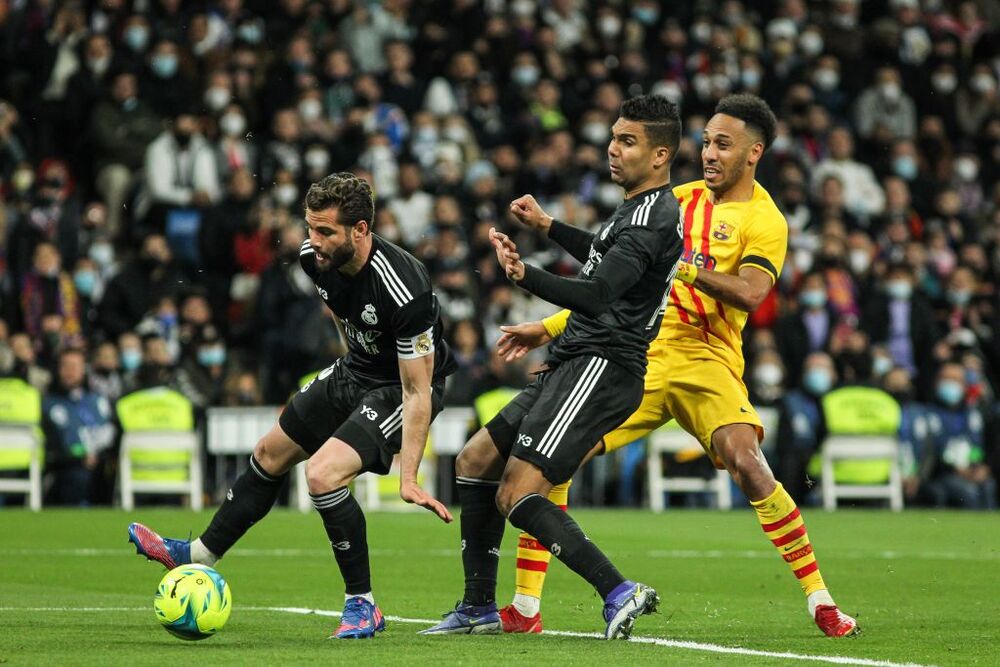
top-left (713, 221), bottom-right (733, 241)
top-left (516, 433), bottom-right (533, 447)
top-left (415, 332), bottom-right (432, 355)
top-left (316, 285), bottom-right (328, 300)
top-left (360, 404), bottom-right (379, 421)
top-left (582, 245), bottom-right (604, 276)
top-left (344, 321), bottom-right (382, 355)
top-left (681, 247), bottom-right (717, 270)
top-left (361, 304), bottom-right (378, 325)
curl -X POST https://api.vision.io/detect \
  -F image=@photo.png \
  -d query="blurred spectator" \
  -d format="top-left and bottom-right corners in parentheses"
top-left (6, 332), bottom-right (52, 392)
top-left (775, 351), bottom-right (838, 503)
top-left (854, 66), bottom-right (916, 141)
top-left (444, 319), bottom-right (488, 406)
top-left (98, 234), bottom-right (185, 339)
top-left (42, 348), bottom-right (116, 506)
top-left (811, 127), bottom-right (885, 221)
top-left (18, 242), bottom-right (83, 352)
top-left (924, 362), bottom-right (996, 509)
top-left (88, 340), bottom-right (123, 403)
top-left (222, 369), bottom-right (263, 407)
top-left (861, 262), bottom-right (941, 400)
top-left (775, 271), bottom-right (835, 389)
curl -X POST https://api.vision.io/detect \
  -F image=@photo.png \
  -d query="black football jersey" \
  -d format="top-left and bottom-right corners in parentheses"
top-left (552, 185), bottom-right (683, 377)
top-left (299, 234), bottom-right (457, 388)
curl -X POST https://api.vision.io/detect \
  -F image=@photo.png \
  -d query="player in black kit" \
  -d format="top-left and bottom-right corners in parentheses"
top-left (128, 172), bottom-right (457, 639)
top-left (422, 95), bottom-right (683, 640)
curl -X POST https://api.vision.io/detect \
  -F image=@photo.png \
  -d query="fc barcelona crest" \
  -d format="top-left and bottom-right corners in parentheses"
top-left (713, 222), bottom-right (733, 241)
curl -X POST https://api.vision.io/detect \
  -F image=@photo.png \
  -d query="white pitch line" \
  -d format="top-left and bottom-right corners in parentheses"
top-left (2, 547), bottom-right (997, 562)
top-left (0, 605), bottom-right (932, 667)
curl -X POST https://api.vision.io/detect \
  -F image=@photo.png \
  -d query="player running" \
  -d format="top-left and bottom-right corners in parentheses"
top-left (422, 94), bottom-right (684, 640)
top-left (128, 172), bottom-right (456, 639)
top-left (494, 94), bottom-right (859, 639)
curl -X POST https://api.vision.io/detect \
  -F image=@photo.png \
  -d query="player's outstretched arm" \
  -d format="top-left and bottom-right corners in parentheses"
top-left (398, 354), bottom-right (453, 523)
top-left (509, 195), bottom-right (594, 263)
top-left (676, 262), bottom-right (774, 312)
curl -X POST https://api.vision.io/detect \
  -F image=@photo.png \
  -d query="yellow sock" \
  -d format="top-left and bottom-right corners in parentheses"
top-left (751, 482), bottom-right (827, 596)
top-left (513, 481), bottom-right (570, 600)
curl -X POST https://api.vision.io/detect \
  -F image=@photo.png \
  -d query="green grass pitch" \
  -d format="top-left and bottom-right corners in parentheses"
top-left (1, 507), bottom-right (997, 665)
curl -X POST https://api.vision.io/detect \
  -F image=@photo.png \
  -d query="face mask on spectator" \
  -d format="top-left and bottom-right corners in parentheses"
top-left (305, 148), bottom-right (330, 172)
top-left (204, 86), bottom-right (230, 111)
top-left (274, 184), bottom-right (298, 207)
top-left (13, 168), bottom-right (33, 194)
top-left (804, 368), bottom-right (833, 396)
top-left (632, 6), bottom-right (660, 26)
top-left (690, 21), bottom-right (712, 44)
top-left (879, 81), bottom-right (902, 103)
top-left (298, 99), bottom-right (322, 122)
top-left (800, 289), bottom-right (827, 309)
top-left (953, 157), bottom-right (978, 182)
top-left (198, 346), bottom-right (226, 367)
top-left (771, 134), bottom-right (792, 153)
top-left (970, 74), bottom-right (996, 95)
top-left (886, 280), bottom-right (912, 300)
top-left (511, 65), bottom-right (539, 87)
top-left (813, 68), bottom-right (839, 91)
top-left (237, 22), bottom-right (263, 44)
top-left (122, 96), bottom-right (138, 112)
top-left (151, 53), bottom-right (179, 79)
top-left (848, 249), bottom-right (871, 274)
top-left (892, 155), bottom-right (917, 180)
top-left (754, 363), bottom-right (783, 387)
top-left (220, 112), bottom-right (246, 137)
top-left (947, 289), bottom-right (972, 307)
top-left (414, 126), bottom-right (438, 143)
top-left (873, 356), bottom-right (893, 377)
top-left (443, 124), bottom-right (469, 143)
top-left (936, 380), bottom-right (964, 407)
top-left (799, 32), bottom-right (824, 57)
top-left (125, 25), bottom-right (149, 52)
top-left (88, 56), bottom-right (111, 76)
top-left (931, 72), bottom-right (957, 94)
top-left (598, 16), bottom-right (621, 38)
top-left (74, 270), bottom-right (96, 296)
top-left (741, 69), bottom-right (761, 89)
top-left (581, 122), bottom-right (609, 145)
top-left (121, 349), bottom-right (141, 371)
top-left (89, 241), bottom-right (114, 268)
top-left (596, 181), bottom-right (622, 208)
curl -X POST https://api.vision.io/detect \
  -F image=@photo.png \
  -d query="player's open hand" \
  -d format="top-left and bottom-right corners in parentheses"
top-left (489, 227), bottom-right (525, 281)
top-left (497, 321), bottom-right (552, 361)
top-left (509, 195), bottom-right (552, 233)
top-left (400, 479), bottom-right (453, 523)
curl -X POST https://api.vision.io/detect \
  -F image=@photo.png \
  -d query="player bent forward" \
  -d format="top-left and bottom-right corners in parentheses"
top-left (128, 172), bottom-right (457, 639)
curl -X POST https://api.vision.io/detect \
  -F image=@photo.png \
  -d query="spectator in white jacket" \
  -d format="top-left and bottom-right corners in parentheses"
top-left (811, 126), bottom-right (885, 220)
top-left (142, 111), bottom-right (221, 216)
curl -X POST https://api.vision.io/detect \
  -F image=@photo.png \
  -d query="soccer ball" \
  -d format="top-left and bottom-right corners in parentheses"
top-left (153, 564), bottom-right (232, 640)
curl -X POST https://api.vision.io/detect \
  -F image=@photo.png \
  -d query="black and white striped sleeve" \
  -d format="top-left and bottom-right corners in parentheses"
top-left (373, 250), bottom-right (439, 359)
top-left (298, 239), bottom-right (317, 277)
top-left (396, 326), bottom-right (435, 359)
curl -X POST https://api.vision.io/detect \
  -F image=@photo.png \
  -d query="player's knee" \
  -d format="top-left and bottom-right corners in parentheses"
top-left (304, 456), bottom-right (353, 493)
top-left (456, 429), bottom-right (501, 478)
top-left (494, 485), bottom-right (518, 517)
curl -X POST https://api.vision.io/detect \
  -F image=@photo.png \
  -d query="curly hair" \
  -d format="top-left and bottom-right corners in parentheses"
top-left (304, 172), bottom-right (375, 233)
top-left (714, 94), bottom-right (777, 150)
top-left (619, 94), bottom-right (681, 158)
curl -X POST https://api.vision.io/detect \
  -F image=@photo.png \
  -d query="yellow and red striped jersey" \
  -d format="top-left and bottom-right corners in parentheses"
top-left (660, 180), bottom-right (788, 373)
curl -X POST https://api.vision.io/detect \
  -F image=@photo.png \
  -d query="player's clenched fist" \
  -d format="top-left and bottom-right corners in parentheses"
top-left (509, 195), bottom-right (553, 233)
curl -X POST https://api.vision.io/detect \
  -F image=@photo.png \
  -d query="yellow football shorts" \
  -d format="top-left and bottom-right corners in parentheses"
top-left (602, 339), bottom-right (764, 467)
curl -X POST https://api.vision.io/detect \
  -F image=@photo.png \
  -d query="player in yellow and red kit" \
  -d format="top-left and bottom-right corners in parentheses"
top-left (496, 94), bottom-right (859, 638)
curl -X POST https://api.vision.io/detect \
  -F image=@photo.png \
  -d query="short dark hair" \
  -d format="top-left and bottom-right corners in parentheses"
top-left (619, 94), bottom-right (681, 159)
top-left (305, 172), bottom-right (375, 233)
top-left (714, 94), bottom-right (777, 150)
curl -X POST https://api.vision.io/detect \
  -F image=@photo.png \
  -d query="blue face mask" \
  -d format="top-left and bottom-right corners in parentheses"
top-left (121, 349), bottom-right (141, 371)
top-left (800, 289), bottom-right (827, 309)
top-left (198, 347), bottom-right (226, 367)
top-left (125, 25), bottom-right (149, 52)
top-left (804, 368), bottom-right (833, 396)
top-left (892, 156), bottom-right (917, 181)
top-left (936, 380), bottom-right (964, 407)
top-left (873, 355), bottom-right (893, 377)
top-left (947, 290), bottom-right (972, 307)
top-left (886, 280), bottom-right (912, 301)
top-left (74, 270), bottom-right (96, 296)
top-left (151, 53), bottom-right (178, 79)
top-left (632, 6), bottom-right (660, 25)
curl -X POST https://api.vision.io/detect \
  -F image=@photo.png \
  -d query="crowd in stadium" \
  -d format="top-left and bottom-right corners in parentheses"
top-left (0, 0), bottom-right (998, 509)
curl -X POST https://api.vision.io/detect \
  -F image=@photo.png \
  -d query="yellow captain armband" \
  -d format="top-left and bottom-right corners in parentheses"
top-left (542, 309), bottom-right (571, 338)
top-left (675, 261), bottom-right (698, 285)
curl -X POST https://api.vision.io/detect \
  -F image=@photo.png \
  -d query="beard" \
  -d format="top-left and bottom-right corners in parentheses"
top-left (319, 237), bottom-right (355, 271)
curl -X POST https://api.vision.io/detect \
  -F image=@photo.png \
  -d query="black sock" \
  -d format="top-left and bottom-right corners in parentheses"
top-left (457, 476), bottom-right (505, 606)
top-left (507, 493), bottom-right (625, 599)
top-left (312, 487), bottom-right (371, 595)
top-left (200, 455), bottom-right (286, 557)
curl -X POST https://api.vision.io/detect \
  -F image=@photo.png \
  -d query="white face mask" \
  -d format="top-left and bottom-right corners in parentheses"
top-left (814, 68), bottom-right (840, 91)
top-left (581, 122), bottom-right (609, 145)
top-left (754, 363), bottom-right (784, 387)
top-left (953, 157), bottom-right (978, 182)
top-left (597, 16), bottom-right (621, 38)
top-left (970, 73), bottom-right (996, 95)
top-left (443, 125), bottom-right (469, 144)
top-left (305, 148), bottom-right (330, 172)
top-left (880, 81), bottom-right (902, 103)
top-left (274, 184), bottom-right (298, 206)
top-left (219, 112), bottom-right (246, 137)
top-left (932, 72), bottom-right (957, 93)
top-left (204, 86), bottom-right (231, 111)
top-left (799, 32), bottom-right (824, 57)
top-left (298, 99), bottom-right (323, 122)
top-left (848, 249), bottom-right (871, 274)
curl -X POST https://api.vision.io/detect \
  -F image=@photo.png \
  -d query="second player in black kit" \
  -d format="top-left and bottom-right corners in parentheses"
top-left (423, 95), bottom-right (684, 639)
